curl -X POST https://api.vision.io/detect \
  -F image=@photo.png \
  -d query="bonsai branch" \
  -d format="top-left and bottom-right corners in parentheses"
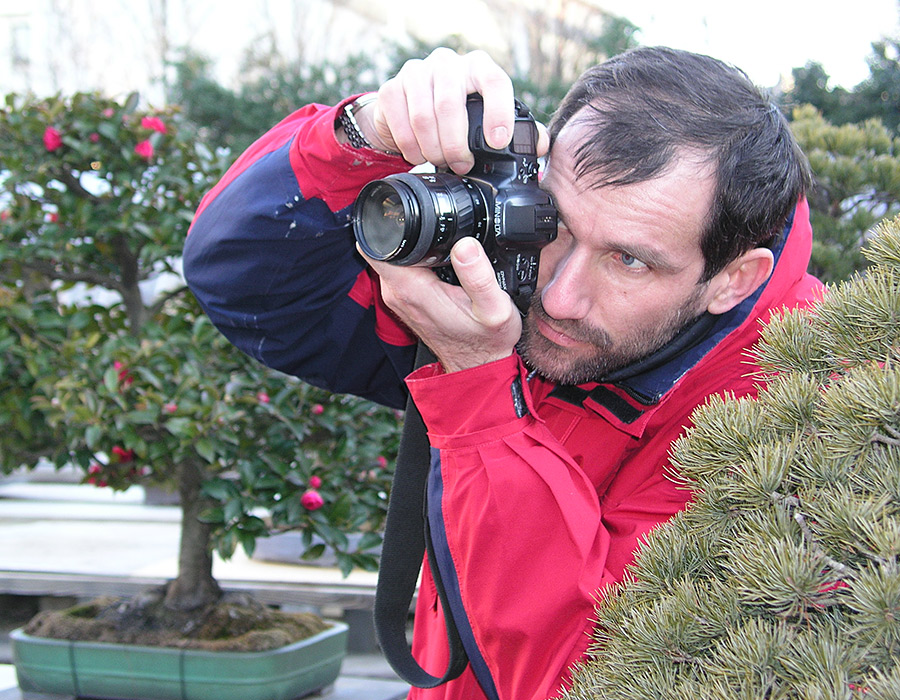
top-left (18, 258), bottom-right (122, 293)
top-left (56, 169), bottom-right (102, 203)
top-left (774, 491), bottom-right (856, 580)
top-left (871, 424), bottom-right (900, 447)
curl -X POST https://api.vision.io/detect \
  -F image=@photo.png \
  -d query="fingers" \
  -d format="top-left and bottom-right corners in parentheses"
top-left (375, 48), bottom-right (515, 174)
top-left (465, 50), bottom-right (515, 151)
top-left (358, 238), bottom-right (521, 373)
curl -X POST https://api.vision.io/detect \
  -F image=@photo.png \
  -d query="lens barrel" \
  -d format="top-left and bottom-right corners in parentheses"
top-left (353, 172), bottom-right (488, 267)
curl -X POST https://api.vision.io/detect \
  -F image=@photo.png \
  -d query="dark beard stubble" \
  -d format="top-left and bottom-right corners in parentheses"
top-left (516, 287), bottom-right (708, 385)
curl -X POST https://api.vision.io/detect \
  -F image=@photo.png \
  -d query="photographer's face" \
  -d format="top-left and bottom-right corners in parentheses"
top-left (518, 121), bottom-right (719, 385)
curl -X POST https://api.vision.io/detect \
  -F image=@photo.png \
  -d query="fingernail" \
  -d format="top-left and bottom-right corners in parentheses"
top-left (449, 159), bottom-right (473, 174)
top-left (489, 126), bottom-right (509, 148)
top-left (454, 237), bottom-right (479, 263)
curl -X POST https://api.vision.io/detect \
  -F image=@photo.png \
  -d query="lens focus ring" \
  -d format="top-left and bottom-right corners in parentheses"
top-left (353, 172), bottom-right (489, 267)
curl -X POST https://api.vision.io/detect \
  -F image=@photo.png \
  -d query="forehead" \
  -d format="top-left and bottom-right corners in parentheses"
top-left (542, 120), bottom-right (716, 258)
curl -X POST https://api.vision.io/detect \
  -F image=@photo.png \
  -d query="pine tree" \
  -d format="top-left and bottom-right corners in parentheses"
top-left (563, 215), bottom-right (900, 700)
top-left (789, 106), bottom-right (900, 284)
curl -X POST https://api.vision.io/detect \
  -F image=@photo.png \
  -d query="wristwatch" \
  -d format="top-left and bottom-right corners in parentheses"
top-left (338, 94), bottom-right (399, 154)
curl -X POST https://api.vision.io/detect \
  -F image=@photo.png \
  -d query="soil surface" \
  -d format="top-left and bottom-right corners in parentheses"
top-left (23, 586), bottom-right (329, 652)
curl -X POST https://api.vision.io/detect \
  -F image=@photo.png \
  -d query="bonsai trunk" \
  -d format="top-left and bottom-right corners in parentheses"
top-left (164, 458), bottom-right (221, 611)
top-left (114, 236), bottom-right (145, 336)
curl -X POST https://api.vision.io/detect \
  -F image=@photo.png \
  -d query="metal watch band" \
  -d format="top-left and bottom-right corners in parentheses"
top-left (338, 94), bottom-right (398, 154)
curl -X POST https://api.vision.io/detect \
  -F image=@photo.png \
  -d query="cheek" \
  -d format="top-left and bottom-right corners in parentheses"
top-left (586, 285), bottom-right (681, 338)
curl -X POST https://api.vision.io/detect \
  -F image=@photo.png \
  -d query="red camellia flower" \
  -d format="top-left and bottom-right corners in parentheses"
top-left (257, 392), bottom-right (270, 404)
top-left (301, 489), bottom-right (325, 511)
top-left (309, 475), bottom-right (322, 489)
top-left (111, 446), bottom-right (135, 463)
top-left (134, 140), bottom-right (154, 160)
top-left (113, 360), bottom-right (134, 388)
top-left (43, 126), bottom-right (63, 152)
top-left (311, 403), bottom-right (324, 415)
top-left (1, 210), bottom-right (11, 222)
top-left (163, 402), bottom-right (178, 414)
top-left (377, 456), bottom-right (388, 468)
top-left (89, 132), bottom-right (100, 143)
top-left (101, 108), bottom-right (115, 118)
top-left (140, 116), bottom-right (167, 133)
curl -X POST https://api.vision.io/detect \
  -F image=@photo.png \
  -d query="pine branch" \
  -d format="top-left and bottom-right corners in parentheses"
top-left (871, 424), bottom-right (900, 447)
top-left (782, 495), bottom-right (857, 581)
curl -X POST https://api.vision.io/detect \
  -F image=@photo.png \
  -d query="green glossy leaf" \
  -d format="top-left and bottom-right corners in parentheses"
top-left (194, 438), bottom-right (216, 463)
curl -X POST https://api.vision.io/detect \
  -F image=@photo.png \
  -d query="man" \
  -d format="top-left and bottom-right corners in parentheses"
top-left (183, 46), bottom-right (823, 699)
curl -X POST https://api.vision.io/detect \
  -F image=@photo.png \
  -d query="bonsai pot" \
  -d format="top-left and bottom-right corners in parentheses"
top-left (10, 621), bottom-right (348, 700)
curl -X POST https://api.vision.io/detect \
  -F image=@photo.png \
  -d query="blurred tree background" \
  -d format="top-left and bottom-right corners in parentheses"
top-left (164, 5), bottom-right (640, 154)
top-left (0, 0), bottom-right (897, 611)
top-left (784, 38), bottom-right (900, 133)
top-left (0, 6), bottom-right (641, 599)
top-left (780, 36), bottom-right (900, 283)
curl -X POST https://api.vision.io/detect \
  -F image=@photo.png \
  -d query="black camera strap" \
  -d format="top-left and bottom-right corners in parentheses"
top-left (374, 343), bottom-right (470, 687)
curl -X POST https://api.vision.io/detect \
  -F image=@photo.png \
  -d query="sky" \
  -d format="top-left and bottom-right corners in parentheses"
top-left (600, 0), bottom-right (899, 88)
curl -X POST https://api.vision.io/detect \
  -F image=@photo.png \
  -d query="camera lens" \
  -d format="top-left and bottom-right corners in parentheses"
top-left (353, 172), bottom-right (488, 267)
top-left (355, 180), bottom-right (420, 259)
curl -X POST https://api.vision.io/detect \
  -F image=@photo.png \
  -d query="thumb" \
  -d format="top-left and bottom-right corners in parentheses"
top-left (536, 122), bottom-right (550, 158)
top-left (450, 238), bottom-right (513, 327)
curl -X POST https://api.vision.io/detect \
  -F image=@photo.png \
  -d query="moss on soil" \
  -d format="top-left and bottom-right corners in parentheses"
top-left (23, 586), bottom-right (329, 652)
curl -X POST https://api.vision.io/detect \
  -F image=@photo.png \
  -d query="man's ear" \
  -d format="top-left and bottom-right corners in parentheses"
top-left (705, 248), bottom-right (775, 315)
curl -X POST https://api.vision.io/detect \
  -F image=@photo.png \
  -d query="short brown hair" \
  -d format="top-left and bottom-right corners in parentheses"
top-left (550, 46), bottom-right (811, 281)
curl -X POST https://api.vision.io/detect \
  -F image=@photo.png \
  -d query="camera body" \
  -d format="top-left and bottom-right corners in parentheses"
top-left (352, 96), bottom-right (558, 313)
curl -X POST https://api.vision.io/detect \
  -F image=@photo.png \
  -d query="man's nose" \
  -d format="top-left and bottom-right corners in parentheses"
top-left (539, 250), bottom-right (592, 321)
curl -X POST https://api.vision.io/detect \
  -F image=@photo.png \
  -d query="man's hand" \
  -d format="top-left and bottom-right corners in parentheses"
top-left (351, 48), bottom-right (521, 173)
top-left (362, 237), bottom-right (522, 373)
top-left (348, 46), bottom-right (549, 373)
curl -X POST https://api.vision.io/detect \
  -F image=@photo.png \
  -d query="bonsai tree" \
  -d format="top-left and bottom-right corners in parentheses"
top-left (0, 91), bottom-right (400, 619)
top-left (562, 214), bottom-right (900, 698)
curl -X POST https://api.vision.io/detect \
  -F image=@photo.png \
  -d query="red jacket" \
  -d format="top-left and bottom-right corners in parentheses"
top-left (183, 98), bottom-right (824, 700)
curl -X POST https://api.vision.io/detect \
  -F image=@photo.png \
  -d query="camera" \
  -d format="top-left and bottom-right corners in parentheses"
top-left (352, 95), bottom-right (558, 313)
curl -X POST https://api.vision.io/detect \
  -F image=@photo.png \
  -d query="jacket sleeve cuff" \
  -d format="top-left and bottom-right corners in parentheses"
top-left (405, 354), bottom-right (538, 443)
top-left (288, 95), bottom-right (408, 211)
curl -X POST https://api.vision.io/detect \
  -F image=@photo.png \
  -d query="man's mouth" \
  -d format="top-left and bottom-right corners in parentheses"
top-left (534, 316), bottom-right (585, 348)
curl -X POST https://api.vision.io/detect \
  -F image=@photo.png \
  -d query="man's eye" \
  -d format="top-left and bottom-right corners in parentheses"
top-left (620, 253), bottom-right (648, 270)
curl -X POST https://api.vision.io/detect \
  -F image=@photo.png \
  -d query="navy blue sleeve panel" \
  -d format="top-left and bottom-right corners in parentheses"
top-left (184, 140), bottom-right (416, 409)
